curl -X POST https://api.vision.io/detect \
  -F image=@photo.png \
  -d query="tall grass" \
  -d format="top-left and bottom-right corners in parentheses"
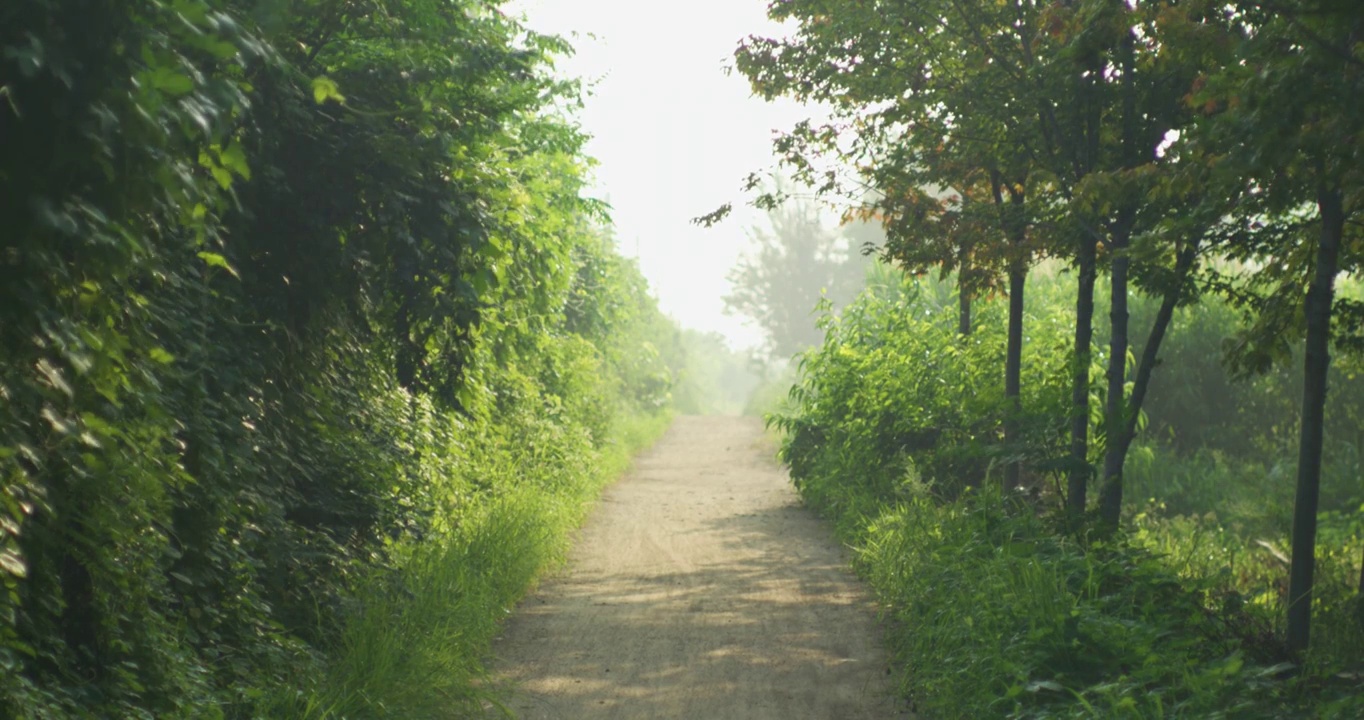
top-left (842, 488), bottom-right (1364, 719)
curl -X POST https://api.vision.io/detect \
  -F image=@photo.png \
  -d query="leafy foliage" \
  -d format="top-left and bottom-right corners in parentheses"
top-left (775, 270), bottom-right (1364, 718)
top-left (0, 1), bottom-right (683, 716)
top-left (773, 270), bottom-right (1078, 505)
top-left (859, 490), bottom-right (1363, 719)
top-left (737, 0), bottom-right (1364, 659)
top-left (669, 330), bottom-right (762, 416)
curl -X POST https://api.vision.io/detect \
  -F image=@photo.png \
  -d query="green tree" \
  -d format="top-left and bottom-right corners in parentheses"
top-left (732, 0), bottom-right (1232, 522)
top-left (736, 0), bottom-right (1056, 490)
top-left (1179, 0), bottom-right (1364, 653)
top-left (723, 195), bottom-right (871, 361)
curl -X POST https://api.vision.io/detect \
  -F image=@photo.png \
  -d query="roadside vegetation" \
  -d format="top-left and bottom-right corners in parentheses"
top-left (774, 271), bottom-right (1364, 717)
top-left (720, 1), bottom-right (1364, 717)
top-left (0, 2), bottom-right (697, 717)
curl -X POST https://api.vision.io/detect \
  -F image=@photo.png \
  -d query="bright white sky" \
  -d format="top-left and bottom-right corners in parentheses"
top-left (508, 0), bottom-right (816, 351)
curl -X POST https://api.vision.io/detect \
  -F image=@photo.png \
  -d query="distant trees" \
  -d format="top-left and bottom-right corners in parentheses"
top-left (723, 196), bottom-right (871, 361)
top-left (670, 330), bottom-right (762, 416)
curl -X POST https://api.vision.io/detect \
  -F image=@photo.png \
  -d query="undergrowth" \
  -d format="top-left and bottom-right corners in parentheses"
top-left (806, 481), bottom-right (1364, 719)
top-left (775, 272), bottom-right (1364, 719)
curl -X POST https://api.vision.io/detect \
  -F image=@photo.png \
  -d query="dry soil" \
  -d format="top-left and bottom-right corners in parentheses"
top-left (489, 415), bottom-right (906, 719)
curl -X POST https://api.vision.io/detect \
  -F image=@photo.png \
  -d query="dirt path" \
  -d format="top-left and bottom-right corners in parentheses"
top-left (490, 416), bottom-right (905, 719)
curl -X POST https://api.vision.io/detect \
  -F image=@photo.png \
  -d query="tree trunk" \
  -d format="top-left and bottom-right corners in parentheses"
top-left (994, 178), bottom-right (1026, 493)
top-left (1114, 242), bottom-right (1198, 462)
top-left (1097, 229), bottom-right (1130, 526)
top-left (1096, 23), bottom-right (1139, 528)
top-left (1068, 239), bottom-right (1097, 517)
top-left (1287, 185), bottom-right (1345, 655)
top-left (958, 245), bottom-right (972, 336)
top-left (1005, 263), bottom-right (1025, 491)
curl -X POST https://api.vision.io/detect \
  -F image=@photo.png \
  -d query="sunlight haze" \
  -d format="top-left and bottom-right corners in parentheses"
top-left (510, 0), bottom-right (812, 351)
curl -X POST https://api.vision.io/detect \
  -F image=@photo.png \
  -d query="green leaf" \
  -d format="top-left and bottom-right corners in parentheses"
top-left (0, 549), bottom-right (26, 579)
top-left (203, 39), bottom-right (239, 60)
top-left (312, 76), bottom-right (346, 105)
top-left (197, 251), bottom-right (240, 278)
top-left (153, 69), bottom-right (194, 96)
top-left (210, 165), bottom-right (233, 190)
top-left (219, 142), bottom-right (251, 181)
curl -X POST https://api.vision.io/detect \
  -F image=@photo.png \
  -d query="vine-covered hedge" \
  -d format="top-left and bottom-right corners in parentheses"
top-left (0, 1), bottom-right (680, 717)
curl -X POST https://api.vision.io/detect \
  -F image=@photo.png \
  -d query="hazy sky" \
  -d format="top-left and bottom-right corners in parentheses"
top-left (508, 0), bottom-right (815, 350)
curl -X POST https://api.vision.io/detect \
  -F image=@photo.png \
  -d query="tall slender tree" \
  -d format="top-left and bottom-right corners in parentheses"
top-left (1181, 0), bottom-right (1364, 653)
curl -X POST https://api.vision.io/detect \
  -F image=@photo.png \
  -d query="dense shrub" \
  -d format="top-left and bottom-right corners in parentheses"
top-left (773, 270), bottom-right (1076, 506)
top-left (1130, 282), bottom-right (1364, 485)
top-left (0, 2), bottom-right (682, 717)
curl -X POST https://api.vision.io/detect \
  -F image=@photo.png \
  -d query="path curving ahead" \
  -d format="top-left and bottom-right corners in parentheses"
top-left (490, 416), bottom-right (905, 719)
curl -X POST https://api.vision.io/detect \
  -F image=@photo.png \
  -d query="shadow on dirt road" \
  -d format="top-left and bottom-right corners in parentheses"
top-left (490, 416), bottom-right (907, 719)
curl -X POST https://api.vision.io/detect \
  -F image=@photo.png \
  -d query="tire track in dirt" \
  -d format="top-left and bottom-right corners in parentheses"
top-left (489, 416), bottom-right (907, 719)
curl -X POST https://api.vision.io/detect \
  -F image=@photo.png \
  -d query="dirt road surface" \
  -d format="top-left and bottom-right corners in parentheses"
top-left (490, 416), bottom-right (905, 719)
